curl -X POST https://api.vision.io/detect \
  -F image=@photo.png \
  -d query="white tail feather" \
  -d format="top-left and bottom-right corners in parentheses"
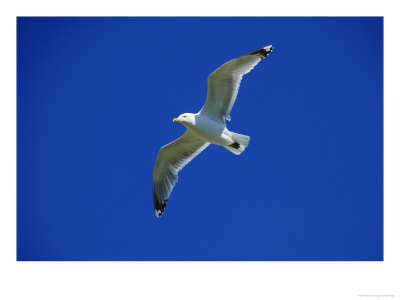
top-left (230, 132), bottom-right (250, 147)
top-left (224, 132), bottom-right (250, 155)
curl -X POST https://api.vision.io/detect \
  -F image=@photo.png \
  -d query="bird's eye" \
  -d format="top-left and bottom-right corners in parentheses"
top-left (183, 115), bottom-right (186, 118)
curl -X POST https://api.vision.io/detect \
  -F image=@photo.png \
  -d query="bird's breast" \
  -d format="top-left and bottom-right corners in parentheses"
top-left (188, 117), bottom-right (231, 146)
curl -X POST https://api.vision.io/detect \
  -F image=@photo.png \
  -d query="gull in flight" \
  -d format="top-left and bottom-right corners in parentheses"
top-left (153, 45), bottom-right (274, 217)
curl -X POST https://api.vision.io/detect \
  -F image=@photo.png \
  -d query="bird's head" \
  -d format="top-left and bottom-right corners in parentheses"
top-left (173, 113), bottom-right (195, 127)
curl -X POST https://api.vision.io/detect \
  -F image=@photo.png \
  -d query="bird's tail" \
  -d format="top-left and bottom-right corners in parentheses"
top-left (224, 132), bottom-right (250, 155)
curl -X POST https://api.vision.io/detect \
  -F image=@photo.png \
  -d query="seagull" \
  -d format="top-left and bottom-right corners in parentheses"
top-left (153, 45), bottom-right (274, 217)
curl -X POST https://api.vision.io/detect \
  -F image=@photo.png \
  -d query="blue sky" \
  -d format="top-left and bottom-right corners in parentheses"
top-left (17, 17), bottom-right (383, 261)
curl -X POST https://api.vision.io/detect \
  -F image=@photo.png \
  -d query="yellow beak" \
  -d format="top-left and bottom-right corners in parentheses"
top-left (173, 118), bottom-right (180, 123)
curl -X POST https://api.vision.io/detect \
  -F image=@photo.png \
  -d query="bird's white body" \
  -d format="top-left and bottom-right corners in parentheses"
top-left (179, 113), bottom-right (234, 146)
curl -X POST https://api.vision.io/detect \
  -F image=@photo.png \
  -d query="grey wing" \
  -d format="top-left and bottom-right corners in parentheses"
top-left (200, 45), bottom-right (273, 122)
top-left (153, 130), bottom-right (210, 217)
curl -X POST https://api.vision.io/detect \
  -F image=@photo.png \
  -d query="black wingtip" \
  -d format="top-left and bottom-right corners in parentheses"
top-left (245, 45), bottom-right (274, 58)
top-left (153, 184), bottom-right (168, 218)
top-left (230, 142), bottom-right (240, 149)
top-left (155, 209), bottom-right (165, 218)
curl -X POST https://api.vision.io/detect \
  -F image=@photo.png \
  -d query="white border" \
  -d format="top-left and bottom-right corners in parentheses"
top-left (1, 1), bottom-right (399, 299)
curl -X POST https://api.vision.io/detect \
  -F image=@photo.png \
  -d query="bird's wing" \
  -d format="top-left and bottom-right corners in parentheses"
top-left (200, 45), bottom-right (273, 122)
top-left (153, 130), bottom-right (210, 217)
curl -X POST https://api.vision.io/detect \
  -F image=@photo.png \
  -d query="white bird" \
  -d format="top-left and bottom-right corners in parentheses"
top-left (153, 45), bottom-right (274, 217)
